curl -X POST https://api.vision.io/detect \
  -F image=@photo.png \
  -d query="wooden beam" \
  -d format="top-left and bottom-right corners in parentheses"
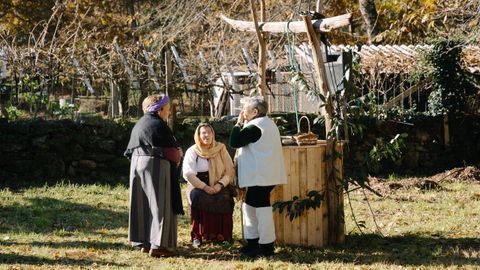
top-left (220, 13), bottom-right (351, 34)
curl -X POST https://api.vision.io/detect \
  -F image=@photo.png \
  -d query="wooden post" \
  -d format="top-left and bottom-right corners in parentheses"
top-left (164, 49), bottom-right (172, 96)
top-left (0, 48), bottom-right (8, 121)
top-left (249, 0), bottom-right (267, 97)
top-left (444, 113), bottom-right (450, 147)
top-left (302, 14), bottom-right (344, 245)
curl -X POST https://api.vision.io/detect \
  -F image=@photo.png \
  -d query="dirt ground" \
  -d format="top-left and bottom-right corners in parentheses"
top-left (366, 165), bottom-right (480, 196)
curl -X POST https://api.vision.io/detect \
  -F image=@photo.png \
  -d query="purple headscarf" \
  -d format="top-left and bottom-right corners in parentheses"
top-left (147, 95), bottom-right (170, 112)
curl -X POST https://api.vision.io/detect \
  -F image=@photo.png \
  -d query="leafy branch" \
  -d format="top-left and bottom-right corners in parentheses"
top-left (272, 190), bottom-right (324, 221)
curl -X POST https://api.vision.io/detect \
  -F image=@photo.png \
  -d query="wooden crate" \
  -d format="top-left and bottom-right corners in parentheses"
top-left (271, 141), bottom-right (343, 247)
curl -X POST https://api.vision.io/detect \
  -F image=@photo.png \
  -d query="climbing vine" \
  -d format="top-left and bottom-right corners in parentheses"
top-left (424, 38), bottom-right (472, 116)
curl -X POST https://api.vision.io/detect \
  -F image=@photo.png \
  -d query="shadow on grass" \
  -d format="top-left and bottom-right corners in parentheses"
top-left (0, 197), bottom-right (127, 233)
top-left (176, 234), bottom-right (480, 267)
top-left (271, 234), bottom-right (480, 266)
top-left (0, 253), bottom-right (126, 267)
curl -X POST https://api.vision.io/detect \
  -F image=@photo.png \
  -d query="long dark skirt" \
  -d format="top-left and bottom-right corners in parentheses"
top-left (187, 172), bottom-right (233, 242)
top-left (191, 209), bottom-right (233, 241)
top-left (129, 150), bottom-right (177, 249)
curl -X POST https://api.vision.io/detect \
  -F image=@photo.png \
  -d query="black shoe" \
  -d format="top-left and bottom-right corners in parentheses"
top-left (240, 238), bottom-right (259, 254)
top-left (259, 242), bottom-right (274, 257)
top-left (244, 242), bottom-right (274, 259)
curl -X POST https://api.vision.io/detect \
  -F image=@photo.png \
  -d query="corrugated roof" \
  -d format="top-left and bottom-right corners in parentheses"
top-left (329, 44), bottom-right (480, 74)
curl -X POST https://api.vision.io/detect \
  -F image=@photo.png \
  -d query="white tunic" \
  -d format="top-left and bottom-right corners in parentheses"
top-left (237, 116), bottom-right (288, 188)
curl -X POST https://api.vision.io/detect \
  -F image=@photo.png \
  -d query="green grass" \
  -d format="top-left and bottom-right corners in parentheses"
top-left (0, 180), bottom-right (479, 269)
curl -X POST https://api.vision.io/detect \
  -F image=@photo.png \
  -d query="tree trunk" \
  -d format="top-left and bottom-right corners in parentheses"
top-left (249, 0), bottom-right (267, 97)
top-left (302, 14), bottom-right (345, 245)
top-left (359, 0), bottom-right (379, 43)
top-left (125, 0), bottom-right (138, 42)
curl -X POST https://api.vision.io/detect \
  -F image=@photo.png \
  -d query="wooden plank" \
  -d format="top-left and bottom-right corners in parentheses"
top-left (220, 13), bottom-right (352, 34)
top-left (320, 147), bottom-right (328, 245)
top-left (282, 148), bottom-right (292, 244)
top-left (272, 185), bottom-right (284, 244)
top-left (290, 148), bottom-right (301, 245)
top-left (299, 148), bottom-right (308, 245)
top-left (316, 145), bottom-right (325, 246)
top-left (306, 146), bottom-right (318, 246)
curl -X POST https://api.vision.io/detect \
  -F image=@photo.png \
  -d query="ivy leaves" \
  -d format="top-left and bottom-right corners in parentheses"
top-left (272, 190), bottom-right (324, 221)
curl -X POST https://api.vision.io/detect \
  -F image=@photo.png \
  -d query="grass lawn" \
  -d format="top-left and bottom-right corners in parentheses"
top-left (0, 174), bottom-right (479, 269)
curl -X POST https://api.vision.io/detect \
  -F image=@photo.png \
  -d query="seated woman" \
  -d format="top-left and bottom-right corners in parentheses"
top-left (182, 123), bottom-right (235, 247)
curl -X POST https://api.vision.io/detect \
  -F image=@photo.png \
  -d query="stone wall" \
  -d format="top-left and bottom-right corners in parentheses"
top-left (0, 118), bottom-right (133, 183)
top-left (344, 115), bottom-right (480, 174)
top-left (0, 115), bottom-right (478, 184)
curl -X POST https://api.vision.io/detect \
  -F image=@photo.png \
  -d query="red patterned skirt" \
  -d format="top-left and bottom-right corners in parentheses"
top-left (190, 209), bottom-right (233, 241)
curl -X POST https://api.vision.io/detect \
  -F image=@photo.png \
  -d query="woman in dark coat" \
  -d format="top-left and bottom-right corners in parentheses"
top-left (124, 94), bottom-right (184, 258)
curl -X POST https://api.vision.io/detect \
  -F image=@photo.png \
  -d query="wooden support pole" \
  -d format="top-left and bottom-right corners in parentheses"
top-left (0, 48), bottom-right (8, 121)
top-left (249, 0), bottom-right (267, 97)
top-left (302, 14), bottom-right (344, 245)
top-left (444, 113), bottom-right (450, 147)
top-left (164, 49), bottom-right (172, 97)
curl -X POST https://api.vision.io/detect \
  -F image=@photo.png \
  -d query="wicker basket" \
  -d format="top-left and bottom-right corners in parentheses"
top-left (292, 116), bottom-right (318, 146)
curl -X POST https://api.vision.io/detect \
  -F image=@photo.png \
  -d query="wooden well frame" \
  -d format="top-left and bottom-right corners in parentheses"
top-left (271, 142), bottom-right (344, 247)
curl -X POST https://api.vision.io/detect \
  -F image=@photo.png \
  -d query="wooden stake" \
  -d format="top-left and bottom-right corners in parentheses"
top-left (444, 114), bottom-right (450, 147)
top-left (164, 49), bottom-right (172, 97)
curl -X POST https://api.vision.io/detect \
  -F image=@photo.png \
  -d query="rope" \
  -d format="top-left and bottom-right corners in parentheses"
top-left (285, 20), bottom-right (300, 132)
